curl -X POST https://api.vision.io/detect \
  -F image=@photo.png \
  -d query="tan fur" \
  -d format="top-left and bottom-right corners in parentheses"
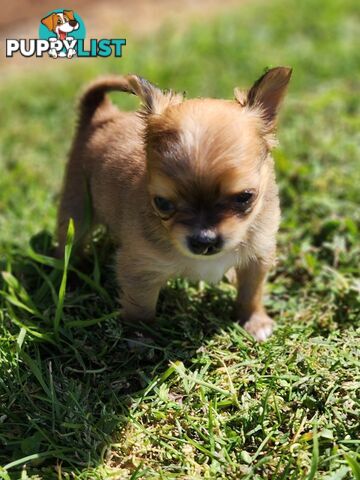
top-left (56, 67), bottom-right (292, 341)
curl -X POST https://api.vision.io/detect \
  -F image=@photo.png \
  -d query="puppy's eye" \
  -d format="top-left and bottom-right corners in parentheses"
top-left (57, 19), bottom-right (62, 24)
top-left (153, 196), bottom-right (175, 216)
top-left (234, 191), bottom-right (254, 204)
top-left (232, 190), bottom-right (255, 212)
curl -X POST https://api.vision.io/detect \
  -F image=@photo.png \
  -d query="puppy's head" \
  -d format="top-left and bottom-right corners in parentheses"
top-left (41, 10), bottom-right (79, 39)
top-left (129, 68), bottom-right (292, 257)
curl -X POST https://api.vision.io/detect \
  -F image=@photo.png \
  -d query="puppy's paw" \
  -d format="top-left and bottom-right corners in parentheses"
top-left (242, 312), bottom-right (275, 342)
top-left (67, 48), bottom-right (76, 59)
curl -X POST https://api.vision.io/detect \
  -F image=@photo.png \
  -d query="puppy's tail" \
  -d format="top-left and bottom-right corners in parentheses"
top-left (79, 75), bottom-right (140, 122)
top-left (79, 74), bottom-right (183, 123)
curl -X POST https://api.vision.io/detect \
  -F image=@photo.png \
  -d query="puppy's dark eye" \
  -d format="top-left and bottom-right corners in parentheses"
top-left (232, 190), bottom-right (255, 212)
top-left (153, 196), bottom-right (175, 215)
top-left (234, 191), bottom-right (254, 204)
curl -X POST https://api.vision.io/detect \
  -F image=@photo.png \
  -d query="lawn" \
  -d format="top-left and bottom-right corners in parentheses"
top-left (0, 0), bottom-right (359, 478)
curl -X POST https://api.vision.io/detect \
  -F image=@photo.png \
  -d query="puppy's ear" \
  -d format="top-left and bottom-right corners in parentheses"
top-left (243, 67), bottom-right (292, 126)
top-left (63, 10), bottom-right (75, 20)
top-left (41, 13), bottom-right (57, 32)
top-left (127, 75), bottom-right (183, 115)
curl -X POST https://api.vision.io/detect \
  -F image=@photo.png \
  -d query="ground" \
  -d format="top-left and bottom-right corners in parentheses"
top-left (0, 0), bottom-right (359, 478)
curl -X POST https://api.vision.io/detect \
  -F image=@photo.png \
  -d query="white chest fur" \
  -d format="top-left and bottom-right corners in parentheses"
top-left (181, 251), bottom-right (239, 284)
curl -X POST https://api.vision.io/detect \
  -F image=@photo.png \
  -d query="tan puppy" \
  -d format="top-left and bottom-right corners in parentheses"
top-left (57, 67), bottom-right (292, 341)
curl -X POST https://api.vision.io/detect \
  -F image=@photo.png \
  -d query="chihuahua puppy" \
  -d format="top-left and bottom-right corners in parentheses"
top-left (56, 67), bottom-right (292, 341)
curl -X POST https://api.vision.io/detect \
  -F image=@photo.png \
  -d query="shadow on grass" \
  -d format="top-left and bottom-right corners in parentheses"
top-left (2, 227), bottom-right (357, 478)
top-left (0, 230), bottom-right (239, 477)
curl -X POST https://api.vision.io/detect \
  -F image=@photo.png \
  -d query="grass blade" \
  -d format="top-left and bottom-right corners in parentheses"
top-left (345, 454), bottom-right (360, 480)
top-left (306, 426), bottom-right (319, 480)
top-left (54, 219), bottom-right (74, 336)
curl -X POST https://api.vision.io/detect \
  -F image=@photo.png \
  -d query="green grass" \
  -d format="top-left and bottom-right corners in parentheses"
top-left (0, 0), bottom-right (359, 478)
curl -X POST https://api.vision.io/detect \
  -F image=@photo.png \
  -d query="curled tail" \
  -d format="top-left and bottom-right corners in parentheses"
top-left (79, 74), bottom-right (183, 122)
top-left (79, 75), bottom-right (141, 122)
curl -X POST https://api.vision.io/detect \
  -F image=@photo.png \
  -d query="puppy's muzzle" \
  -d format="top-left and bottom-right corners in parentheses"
top-left (187, 230), bottom-right (223, 256)
top-left (69, 20), bottom-right (78, 28)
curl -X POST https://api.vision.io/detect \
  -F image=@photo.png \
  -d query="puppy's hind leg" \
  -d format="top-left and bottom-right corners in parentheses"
top-left (56, 159), bottom-right (92, 258)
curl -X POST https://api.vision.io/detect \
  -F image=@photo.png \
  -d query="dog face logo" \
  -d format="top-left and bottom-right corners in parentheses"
top-left (39, 9), bottom-right (86, 59)
top-left (41, 10), bottom-right (79, 41)
top-left (6, 10), bottom-right (126, 59)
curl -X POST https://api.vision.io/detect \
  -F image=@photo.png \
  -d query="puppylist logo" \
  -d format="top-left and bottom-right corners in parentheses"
top-left (6, 9), bottom-right (126, 59)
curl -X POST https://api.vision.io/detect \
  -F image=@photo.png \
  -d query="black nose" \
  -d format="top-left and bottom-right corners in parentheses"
top-left (187, 230), bottom-right (223, 256)
top-left (69, 20), bottom-right (77, 27)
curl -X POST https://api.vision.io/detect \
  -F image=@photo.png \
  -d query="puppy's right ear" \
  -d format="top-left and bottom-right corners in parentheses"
top-left (41, 13), bottom-right (57, 32)
top-left (127, 75), bottom-right (183, 115)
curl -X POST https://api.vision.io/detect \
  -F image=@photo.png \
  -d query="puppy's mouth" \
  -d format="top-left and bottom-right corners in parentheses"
top-left (58, 30), bottom-right (67, 40)
top-left (190, 244), bottom-right (221, 256)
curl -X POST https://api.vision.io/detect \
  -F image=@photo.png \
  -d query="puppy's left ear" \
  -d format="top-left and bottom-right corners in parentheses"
top-left (63, 10), bottom-right (75, 20)
top-left (241, 67), bottom-right (292, 127)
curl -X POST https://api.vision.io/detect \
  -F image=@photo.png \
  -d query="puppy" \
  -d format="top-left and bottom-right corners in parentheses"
top-left (41, 10), bottom-right (79, 58)
top-left (57, 67), bottom-right (292, 341)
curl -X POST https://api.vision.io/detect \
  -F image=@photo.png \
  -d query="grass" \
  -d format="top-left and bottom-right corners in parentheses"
top-left (0, 0), bottom-right (359, 477)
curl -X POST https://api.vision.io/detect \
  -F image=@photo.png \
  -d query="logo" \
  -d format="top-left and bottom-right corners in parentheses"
top-left (39, 9), bottom-right (86, 58)
top-left (6, 9), bottom-right (126, 59)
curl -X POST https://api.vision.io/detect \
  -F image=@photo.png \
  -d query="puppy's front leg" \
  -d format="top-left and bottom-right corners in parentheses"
top-left (116, 252), bottom-right (167, 323)
top-left (236, 260), bottom-right (274, 342)
top-left (49, 48), bottom-right (58, 58)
